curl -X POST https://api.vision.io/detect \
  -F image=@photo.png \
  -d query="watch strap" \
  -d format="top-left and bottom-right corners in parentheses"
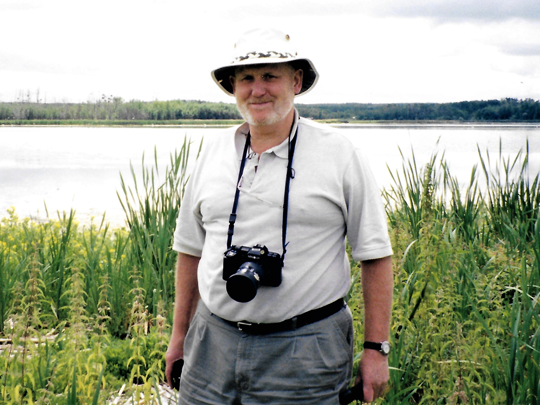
top-left (363, 340), bottom-right (390, 355)
top-left (363, 341), bottom-right (382, 351)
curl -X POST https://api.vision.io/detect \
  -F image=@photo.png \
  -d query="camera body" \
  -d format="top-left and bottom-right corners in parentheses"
top-left (223, 244), bottom-right (283, 302)
top-left (339, 381), bottom-right (364, 404)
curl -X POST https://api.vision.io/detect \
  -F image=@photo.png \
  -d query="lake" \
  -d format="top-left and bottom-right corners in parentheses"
top-left (1, 124), bottom-right (539, 227)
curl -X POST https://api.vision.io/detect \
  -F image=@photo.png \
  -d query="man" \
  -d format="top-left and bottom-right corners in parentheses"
top-left (165, 28), bottom-right (393, 404)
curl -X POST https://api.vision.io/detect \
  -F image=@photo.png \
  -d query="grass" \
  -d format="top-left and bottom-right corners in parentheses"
top-left (0, 137), bottom-right (539, 404)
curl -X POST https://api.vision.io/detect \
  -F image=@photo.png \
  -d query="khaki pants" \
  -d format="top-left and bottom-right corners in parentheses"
top-left (179, 301), bottom-right (354, 405)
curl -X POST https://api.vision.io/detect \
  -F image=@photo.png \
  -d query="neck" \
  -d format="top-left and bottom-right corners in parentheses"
top-left (248, 109), bottom-right (295, 154)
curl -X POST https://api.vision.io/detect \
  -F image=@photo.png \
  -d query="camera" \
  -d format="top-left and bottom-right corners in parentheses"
top-left (170, 359), bottom-right (183, 390)
top-left (223, 244), bottom-right (283, 302)
top-left (339, 381), bottom-right (364, 404)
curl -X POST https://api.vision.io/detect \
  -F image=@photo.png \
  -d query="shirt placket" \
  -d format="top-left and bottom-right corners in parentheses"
top-left (239, 153), bottom-right (260, 191)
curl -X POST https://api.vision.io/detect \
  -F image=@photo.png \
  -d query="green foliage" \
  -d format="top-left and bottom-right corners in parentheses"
top-left (478, 139), bottom-right (540, 247)
top-left (0, 140), bottom-right (195, 402)
top-left (102, 333), bottom-right (167, 382)
top-left (297, 98), bottom-right (540, 122)
top-left (1, 137), bottom-right (539, 403)
top-left (118, 139), bottom-right (199, 324)
top-left (1, 97), bottom-right (539, 124)
top-left (376, 140), bottom-right (539, 404)
top-left (104, 339), bottom-right (132, 380)
top-left (0, 98), bottom-right (242, 122)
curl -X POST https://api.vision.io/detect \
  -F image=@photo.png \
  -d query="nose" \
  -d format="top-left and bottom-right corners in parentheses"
top-left (251, 78), bottom-right (267, 98)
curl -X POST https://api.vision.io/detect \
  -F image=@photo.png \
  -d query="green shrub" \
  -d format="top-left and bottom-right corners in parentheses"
top-left (1, 138), bottom-right (538, 404)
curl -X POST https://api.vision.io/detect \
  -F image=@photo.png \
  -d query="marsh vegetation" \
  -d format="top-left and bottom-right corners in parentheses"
top-left (0, 138), bottom-right (538, 404)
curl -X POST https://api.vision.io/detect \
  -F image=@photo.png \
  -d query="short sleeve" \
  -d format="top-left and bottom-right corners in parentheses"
top-left (344, 149), bottom-right (393, 262)
top-left (173, 171), bottom-right (206, 257)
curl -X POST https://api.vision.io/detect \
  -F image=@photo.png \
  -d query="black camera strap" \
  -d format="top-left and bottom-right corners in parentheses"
top-left (227, 127), bottom-right (298, 261)
top-left (282, 128), bottom-right (297, 257)
top-left (226, 133), bottom-right (252, 249)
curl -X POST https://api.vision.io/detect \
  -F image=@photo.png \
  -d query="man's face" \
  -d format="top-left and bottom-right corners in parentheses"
top-left (230, 63), bottom-right (303, 127)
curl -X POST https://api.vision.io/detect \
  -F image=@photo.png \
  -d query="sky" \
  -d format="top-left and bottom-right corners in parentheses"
top-left (1, 0), bottom-right (539, 105)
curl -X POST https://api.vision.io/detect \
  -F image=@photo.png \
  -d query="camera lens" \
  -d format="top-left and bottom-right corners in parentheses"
top-left (226, 262), bottom-right (262, 302)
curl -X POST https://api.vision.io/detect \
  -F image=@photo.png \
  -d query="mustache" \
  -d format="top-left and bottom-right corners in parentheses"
top-left (247, 99), bottom-right (273, 104)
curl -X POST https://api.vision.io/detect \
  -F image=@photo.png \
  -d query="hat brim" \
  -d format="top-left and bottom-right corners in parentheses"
top-left (211, 58), bottom-right (318, 97)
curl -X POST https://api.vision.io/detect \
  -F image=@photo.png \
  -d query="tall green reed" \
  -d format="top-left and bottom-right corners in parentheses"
top-left (118, 138), bottom-right (201, 322)
top-left (385, 152), bottom-right (460, 403)
top-left (381, 140), bottom-right (539, 403)
top-left (472, 140), bottom-right (539, 403)
top-left (384, 147), bottom-right (426, 240)
top-left (80, 216), bottom-right (110, 315)
top-left (479, 139), bottom-right (540, 246)
top-left (2, 134), bottom-right (538, 403)
top-left (444, 163), bottom-right (484, 245)
top-left (46, 210), bottom-right (76, 321)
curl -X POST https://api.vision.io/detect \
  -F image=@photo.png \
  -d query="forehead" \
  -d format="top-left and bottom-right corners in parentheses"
top-left (233, 63), bottom-right (295, 76)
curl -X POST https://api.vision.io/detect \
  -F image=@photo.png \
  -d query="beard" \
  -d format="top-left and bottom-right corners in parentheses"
top-left (236, 96), bottom-right (294, 127)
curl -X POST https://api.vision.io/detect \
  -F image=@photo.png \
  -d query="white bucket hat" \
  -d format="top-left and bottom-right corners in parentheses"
top-left (211, 28), bottom-right (319, 97)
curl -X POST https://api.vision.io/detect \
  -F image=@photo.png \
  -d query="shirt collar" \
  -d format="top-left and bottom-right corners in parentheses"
top-left (234, 109), bottom-right (299, 160)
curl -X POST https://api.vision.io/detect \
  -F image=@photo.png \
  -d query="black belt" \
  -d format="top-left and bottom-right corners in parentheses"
top-left (218, 298), bottom-right (345, 335)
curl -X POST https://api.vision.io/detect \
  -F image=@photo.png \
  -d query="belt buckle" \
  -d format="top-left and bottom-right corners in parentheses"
top-left (237, 321), bottom-right (252, 332)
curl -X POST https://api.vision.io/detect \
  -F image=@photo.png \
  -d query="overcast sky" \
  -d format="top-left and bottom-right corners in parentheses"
top-left (1, 0), bottom-right (539, 104)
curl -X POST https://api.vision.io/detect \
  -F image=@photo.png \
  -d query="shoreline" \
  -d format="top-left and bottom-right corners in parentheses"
top-left (332, 122), bottom-right (540, 129)
top-left (1, 120), bottom-right (540, 129)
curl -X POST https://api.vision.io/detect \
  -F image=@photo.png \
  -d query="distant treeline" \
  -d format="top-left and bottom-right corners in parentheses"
top-left (1, 97), bottom-right (538, 122)
top-left (297, 98), bottom-right (540, 121)
top-left (0, 98), bottom-right (242, 121)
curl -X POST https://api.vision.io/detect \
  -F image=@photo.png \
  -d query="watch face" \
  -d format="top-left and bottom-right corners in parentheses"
top-left (381, 341), bottom-right (391, 355)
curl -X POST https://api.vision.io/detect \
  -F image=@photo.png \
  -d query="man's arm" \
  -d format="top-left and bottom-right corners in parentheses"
top-left (357, 255), bottom-right (393, 402)
top-left (165, 252), bottom-right (201, 388)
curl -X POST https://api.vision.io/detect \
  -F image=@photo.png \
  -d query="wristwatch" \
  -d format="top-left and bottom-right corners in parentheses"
top-left (363, 340), bottom-right (391, 356)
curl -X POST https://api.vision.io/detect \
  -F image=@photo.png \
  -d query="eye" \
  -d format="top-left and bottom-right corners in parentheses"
top-left (262, 73), bottom-right (277, 80)
top-left (240, 74), bottom-right (254, 82)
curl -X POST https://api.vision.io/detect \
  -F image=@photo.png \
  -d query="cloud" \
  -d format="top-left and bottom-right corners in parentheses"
top-left (0, 52), bottom-right (96, 75)
top-left (1, 0), bottom-right (539, 103)
top-left (0, 0), bottom-right (43, 11)
top-left (211, 0), bottom-right (540, 22)
top-left (499, 44), bottom-right (540, 57)
top-left (363, 0), bottom-right (540, 22)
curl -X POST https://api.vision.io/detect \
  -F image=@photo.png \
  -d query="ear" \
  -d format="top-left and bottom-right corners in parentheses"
top-left (293, 69), bottom-right (303, 95)
top-left (229, 75), bottom-right (236, 94)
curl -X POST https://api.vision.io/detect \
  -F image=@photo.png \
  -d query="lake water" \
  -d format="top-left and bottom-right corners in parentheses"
top-left (1, 124), bottom-right (539, 227)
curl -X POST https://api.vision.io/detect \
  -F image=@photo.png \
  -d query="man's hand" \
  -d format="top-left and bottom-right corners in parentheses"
top-left (165, 333), bottom-right (186, 388)
top-left (357, 348), bottom-right (389, 402)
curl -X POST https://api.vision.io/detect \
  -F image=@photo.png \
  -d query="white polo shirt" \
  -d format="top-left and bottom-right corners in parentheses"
top-left (173, 114), bottom-right (392, 323)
